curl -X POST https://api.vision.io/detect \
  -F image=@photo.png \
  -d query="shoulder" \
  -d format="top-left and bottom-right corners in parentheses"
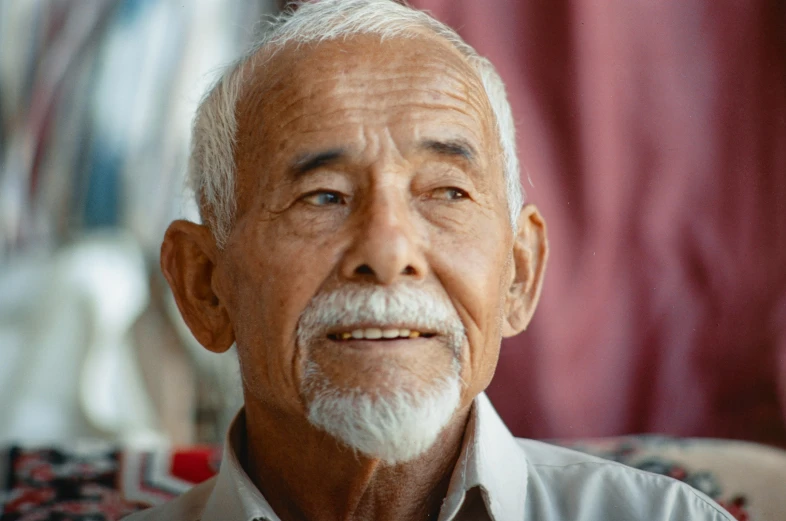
top-left (516, 439), bottom-right (735, 520)
top-left (121, 477), bottom-right (217, 521)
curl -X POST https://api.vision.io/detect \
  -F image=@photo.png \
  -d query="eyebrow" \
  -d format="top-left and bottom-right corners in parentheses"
top-left (287, 138), bottom-right (477, 179)
top-left (290, 148), bottom-right (346, 178)
top-left (419, 138), bottom-right (477, 163)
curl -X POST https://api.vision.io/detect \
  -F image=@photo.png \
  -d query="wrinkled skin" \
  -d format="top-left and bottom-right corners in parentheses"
top-left (161, 33), bottom-right (547, 521)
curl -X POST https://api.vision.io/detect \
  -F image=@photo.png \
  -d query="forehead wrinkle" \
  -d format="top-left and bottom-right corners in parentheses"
top-left (269, 112), bottom-right (488, 172)
top-left (259, 78), bottom-right (488, 144)
top-left (242, 30), bottom-right (482, 95)
top-left (263, 85), bottom-right (491, 148)
top-left (252, 40), bottom-right (484, 111)
top-left (262, 72), bottom-right (481, 117)
top-left (235, 32), bottom-right (499, 183)
top-left (274, 100), bottom-right (484, 133)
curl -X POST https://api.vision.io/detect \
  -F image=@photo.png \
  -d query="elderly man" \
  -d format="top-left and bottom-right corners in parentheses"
top-left (126, 1), bottom-right (734, 520)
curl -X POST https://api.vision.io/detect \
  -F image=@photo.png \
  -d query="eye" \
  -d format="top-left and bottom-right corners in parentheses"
top-left (430, 187), bottom-right (469, 201)
top-left (300, 190), bottom-right (346, 206)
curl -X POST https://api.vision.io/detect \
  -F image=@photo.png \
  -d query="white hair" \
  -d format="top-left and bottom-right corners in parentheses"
top-left (296, 284), bottom-right (466, 463)
top-left (190, 0), bottom-right (523, 248)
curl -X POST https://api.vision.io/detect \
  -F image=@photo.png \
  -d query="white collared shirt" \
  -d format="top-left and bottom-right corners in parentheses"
top-left (124, 394), bottom-right (734, 521)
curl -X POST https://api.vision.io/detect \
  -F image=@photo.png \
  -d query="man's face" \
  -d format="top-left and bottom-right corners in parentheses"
top-left (215, 34), bottom-right (516, 428)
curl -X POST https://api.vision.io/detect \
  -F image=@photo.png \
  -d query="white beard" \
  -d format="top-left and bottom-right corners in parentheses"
top-left (301, 358), bottom-right (461, 464)
top-left (296, 285), bottom-right (466, 464)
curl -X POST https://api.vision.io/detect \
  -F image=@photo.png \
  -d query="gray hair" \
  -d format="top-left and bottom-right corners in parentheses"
top-left (190, 0), bottom-right (523, 248)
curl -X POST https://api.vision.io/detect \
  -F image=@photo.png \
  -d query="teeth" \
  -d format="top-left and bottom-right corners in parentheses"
top-left (336, 328), bottom-right (423, 340)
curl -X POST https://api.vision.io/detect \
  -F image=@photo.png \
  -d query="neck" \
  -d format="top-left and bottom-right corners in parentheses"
top-left (241, 397), bottom-right (472, 521)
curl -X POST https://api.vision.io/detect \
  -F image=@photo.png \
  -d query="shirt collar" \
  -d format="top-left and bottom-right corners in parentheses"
top-left (201, 410), bottom-right (279, 521)
top-left (202, 393), bottom-right (528, 521)
top-left (440, 393), bottom-right (529, 521)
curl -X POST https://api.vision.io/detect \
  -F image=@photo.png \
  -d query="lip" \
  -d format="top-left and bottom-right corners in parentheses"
top-left (326, 336), bottom-right (438, 350)
top-left (325, 327), bottom-right (437, 342)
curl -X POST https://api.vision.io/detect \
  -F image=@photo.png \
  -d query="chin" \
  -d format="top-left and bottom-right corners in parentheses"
top-left (300, 358), bottom-right (462, 464)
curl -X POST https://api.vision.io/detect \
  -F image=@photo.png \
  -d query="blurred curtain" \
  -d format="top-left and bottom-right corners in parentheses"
top-left (0, 0), bottom-right (273, 444)
top-left (0, 0), bottom-right (272, 257)
top-left (412, 0), bottom-right (786, 446)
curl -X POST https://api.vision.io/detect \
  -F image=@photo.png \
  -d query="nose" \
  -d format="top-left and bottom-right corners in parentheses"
top-left (340, 191), bottom-right (427, 285)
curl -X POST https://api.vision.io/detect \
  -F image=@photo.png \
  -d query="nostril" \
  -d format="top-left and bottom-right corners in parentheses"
top-left (402, 265), bottom-right (416, 275)
top-left (355, 264), bottom-right (374, 276)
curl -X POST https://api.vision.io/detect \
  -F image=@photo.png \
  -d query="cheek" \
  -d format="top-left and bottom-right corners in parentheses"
top-left (445, 225), bottom-right (510, 322)
top-left (431, 221), bottom-right (511, 397)
top-left (233, 216), bottom-right (334, 326)
top-left (225, 218), bottom-right (340, 411)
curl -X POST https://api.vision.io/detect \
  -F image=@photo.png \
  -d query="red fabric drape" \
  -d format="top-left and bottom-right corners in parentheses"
top-left (412, 0), bottom-right (786, 446)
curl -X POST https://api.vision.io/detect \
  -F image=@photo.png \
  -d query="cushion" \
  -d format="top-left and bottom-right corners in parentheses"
top-left (3, 436), bottom-right (785, 520)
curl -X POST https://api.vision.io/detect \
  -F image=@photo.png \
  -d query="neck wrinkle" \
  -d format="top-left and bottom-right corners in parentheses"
top-left (242, 396), bottom-right (472, 521)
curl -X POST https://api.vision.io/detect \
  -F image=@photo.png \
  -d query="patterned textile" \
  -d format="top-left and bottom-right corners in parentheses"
top-left (2, 437), bottom-right (779, 520)
top-left (0, 444), bottom-right (219, 521)
top-left (0, 444), bottom-right (144, 521)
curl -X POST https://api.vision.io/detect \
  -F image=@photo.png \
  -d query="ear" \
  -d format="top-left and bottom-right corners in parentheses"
top-left (160, 220), bottom-right (235, 353)
top-left (502, 204), bottom-right (548, 337)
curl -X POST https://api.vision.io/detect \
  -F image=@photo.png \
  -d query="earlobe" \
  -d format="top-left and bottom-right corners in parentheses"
top-left (502, 204), bottom-right (548, 337)
top-left (160, 220), bottom-right (235, 353)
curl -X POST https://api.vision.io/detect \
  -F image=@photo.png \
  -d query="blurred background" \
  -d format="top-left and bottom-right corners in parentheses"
top-left (1, 0), bottom-right (784, 449)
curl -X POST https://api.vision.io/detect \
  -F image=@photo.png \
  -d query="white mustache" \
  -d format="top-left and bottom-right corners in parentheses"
top-left (296, 285), bottom-right (466, 353)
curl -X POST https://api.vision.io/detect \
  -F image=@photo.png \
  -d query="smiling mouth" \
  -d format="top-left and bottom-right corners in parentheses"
top-left (327, 328), bottom-right (437, 341)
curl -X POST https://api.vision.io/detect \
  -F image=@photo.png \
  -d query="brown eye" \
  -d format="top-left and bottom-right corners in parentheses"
top-left (301, 191), bottom-right (346, 206)
top-left (431, 187), bottom-right (468, 201)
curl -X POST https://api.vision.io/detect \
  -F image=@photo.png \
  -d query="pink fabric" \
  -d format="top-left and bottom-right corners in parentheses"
top-left (412, 0), bottom-right (786, 446)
